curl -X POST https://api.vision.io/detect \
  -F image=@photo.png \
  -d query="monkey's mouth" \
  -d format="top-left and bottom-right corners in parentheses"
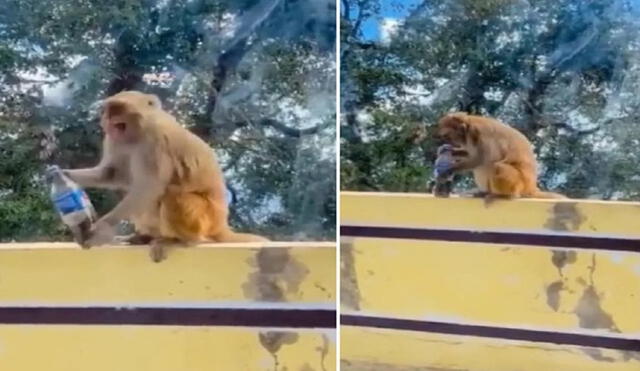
top-left (113, 122), bottom-right (127, 132)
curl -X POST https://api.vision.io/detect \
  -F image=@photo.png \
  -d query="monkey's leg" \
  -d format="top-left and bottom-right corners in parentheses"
top-left (149, 239), bottom-right (167, 263)
top-left (465, 190), bottom-right (489, 198)
top-left (488, 163), bottom-right (521, 195)
top-left (149, 238), bottom-right (185, 263)
top-left (159, 192), bottom-right (268, 243)
top-left (159, 192), bottom-right (213, 242)
top-left (116, 233), bottom-right (154, 245)
top-left (125, 210), bottom-right (162, 245)
top-left (485, 163), bottom-right (523, 205)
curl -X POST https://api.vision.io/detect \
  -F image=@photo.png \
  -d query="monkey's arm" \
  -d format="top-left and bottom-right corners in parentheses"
top-left (100, 170), bottom-right (167, 226)
top-left (63, 141), bottom-right (129, 190)
top-left (83, 182), bottom-right (165, 247)
top-left (448, 149), bottom-right (480, 173)
top-left (64, 165), bottom-right (128, 190)
top-left (84, 156), bottom-right (170, 247)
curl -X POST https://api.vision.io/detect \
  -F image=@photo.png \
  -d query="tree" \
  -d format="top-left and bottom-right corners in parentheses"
top-left (341, 0), bottom-right (640, 200)
top-left (0, 0), bottom-right (336, 242)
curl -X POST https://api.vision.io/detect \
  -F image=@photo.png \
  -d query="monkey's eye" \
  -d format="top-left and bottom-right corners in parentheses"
top-left (113, 122), bottom-right (127, 132)
top-left (148, 100), bottom-right (154, 106)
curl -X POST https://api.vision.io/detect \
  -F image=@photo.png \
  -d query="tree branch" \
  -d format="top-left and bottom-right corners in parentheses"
top-left (550, 121), bottom-right (600, 135)
top-left (350, 0), bottom-right (369, 37)
top-left (204, 38), bottom-right (250, 120)
top-left (341, 0), bottom-right (351, 20)
top-left (5, 76), bottom-right (63, 85)
top-left (237, 118), bottom-right (329, 137)
top-left (106, 30), bottom-right (144, 95)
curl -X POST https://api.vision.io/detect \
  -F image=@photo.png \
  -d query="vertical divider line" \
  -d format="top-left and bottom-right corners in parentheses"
top-left (335, 0), bottom-right (342, 369)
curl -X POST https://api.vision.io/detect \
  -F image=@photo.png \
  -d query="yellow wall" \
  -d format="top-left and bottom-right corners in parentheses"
top-left (341, 192), bottom-right (640, 370)
top-left (0, 242), bottom-right (336, 371)
top-left (342, 191), bottom-right (640, 238)
top-left (0, 326), bottom-right (335, 371)
top-left (342, 326), bottom-right (638, 371)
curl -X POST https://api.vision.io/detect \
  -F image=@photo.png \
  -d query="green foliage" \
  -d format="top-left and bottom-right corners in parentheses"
top-left (0, 0), bottom-right (336, 242)
top-left (341, 0), bottom-right (640, 200)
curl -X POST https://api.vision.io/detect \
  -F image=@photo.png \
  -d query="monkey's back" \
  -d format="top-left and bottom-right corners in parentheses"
top-left (149, 110), bottom-right (226, 197)
top-left (475, 116), bottom-right (536, 167)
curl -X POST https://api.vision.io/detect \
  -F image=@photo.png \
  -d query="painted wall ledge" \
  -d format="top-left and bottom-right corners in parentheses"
top-left (341, 191), bottom-right (640, 241)
top-left (0, 241), bottom-right (336, 371)
top-left (340, 191), bottom-right (640, 370)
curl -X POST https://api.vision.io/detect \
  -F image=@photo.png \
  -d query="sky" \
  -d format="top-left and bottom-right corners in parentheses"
top-left (357, 0), bottom-right (422, 41)
top-left (354, 0), bottom-right (640, 42)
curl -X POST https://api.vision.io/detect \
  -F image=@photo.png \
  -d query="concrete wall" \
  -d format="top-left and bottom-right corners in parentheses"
top-left (0, 242), bottom-right (336, 371)
top-left (341, 192), bottom-right (640, 371)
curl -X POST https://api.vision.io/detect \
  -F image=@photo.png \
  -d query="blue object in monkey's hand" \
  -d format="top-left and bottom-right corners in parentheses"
top-left (434, 144), bottom-right (455, 178)
top-left (431, 144), bottom-right (456, 197)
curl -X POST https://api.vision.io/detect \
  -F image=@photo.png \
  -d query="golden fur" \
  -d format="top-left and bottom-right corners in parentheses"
top-left (436, 112), bottom-right (565, 199)
top-left (64, 91), bottom-right (267, 261)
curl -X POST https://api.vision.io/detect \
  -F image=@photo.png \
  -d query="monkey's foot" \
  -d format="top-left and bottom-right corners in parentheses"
top-left (460, 189), bottom-right (488, 198)
top-left (149, 241), bottom-right (166, 263)
top-left (118, 233), bottom-right (154, 245)
top-left (483, 193), bottom-right (515, 207)
top-left (148, 238), bottom-right (182, 263)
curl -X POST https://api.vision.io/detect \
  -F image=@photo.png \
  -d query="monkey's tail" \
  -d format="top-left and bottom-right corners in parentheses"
top-left (215, 229), bottom-right (270, 243)
top-left (529, 190), bottom-right (567, 199)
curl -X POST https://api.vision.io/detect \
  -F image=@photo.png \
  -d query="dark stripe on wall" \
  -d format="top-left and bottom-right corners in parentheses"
top-left (342, 315), bottom-right (640, 352)
top-left (341, 225), bottom-right (640, 252)
top-left (0, 307), bottom-right (336, 328)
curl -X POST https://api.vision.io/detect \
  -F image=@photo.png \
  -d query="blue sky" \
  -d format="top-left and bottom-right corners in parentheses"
top-left (356, 0), bottom-right (422, 40)
top-left (353, 0), bottom-right (640, 41)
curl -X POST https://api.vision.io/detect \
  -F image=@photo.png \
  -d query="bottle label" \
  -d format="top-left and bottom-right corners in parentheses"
top-left (53, 189), bottom-right (87, 215)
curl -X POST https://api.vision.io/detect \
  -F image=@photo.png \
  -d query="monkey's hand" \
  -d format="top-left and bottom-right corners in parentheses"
top-left (434, 145), bottom-right (470, 177)
top-left (81, 220), bottom-right (116, 248)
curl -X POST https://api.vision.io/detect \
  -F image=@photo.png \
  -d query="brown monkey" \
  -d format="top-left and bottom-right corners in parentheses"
top-left (63, 90), bottom-right (268, 261)
top-left (435, 112), bottom-right (565, 200)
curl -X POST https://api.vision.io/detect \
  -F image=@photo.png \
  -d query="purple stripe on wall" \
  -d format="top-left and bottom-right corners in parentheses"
top-left (342, 315), bottom-right (640, 352)
top-left (0, 307), bottom-right (336, 328)
top-left (341, 225), bottom-right (640, 252)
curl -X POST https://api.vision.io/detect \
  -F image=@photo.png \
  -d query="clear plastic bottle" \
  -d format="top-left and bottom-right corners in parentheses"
top-left (45, 165), bottom-right (97, 246)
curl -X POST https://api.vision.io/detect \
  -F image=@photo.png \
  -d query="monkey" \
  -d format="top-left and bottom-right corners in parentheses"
top-left (435, 112), bottom-right (566, 200)
top-left (63, 90), bottom-right (268, 261)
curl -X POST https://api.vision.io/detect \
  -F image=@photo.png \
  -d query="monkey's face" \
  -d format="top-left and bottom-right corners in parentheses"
top-left (436, 113), bottom-right (478, 147)
top-left (100, 91), bottom-right (161, 144)
top-left (101, 99), bottom-right (143, 144)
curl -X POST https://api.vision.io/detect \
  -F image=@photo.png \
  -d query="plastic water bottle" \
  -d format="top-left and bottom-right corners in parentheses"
top-left (46, 165), bottom-right (97, 246)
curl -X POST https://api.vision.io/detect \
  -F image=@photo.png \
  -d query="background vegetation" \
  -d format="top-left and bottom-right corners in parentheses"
top-left (0, 0), bottom-right (336, 242)
top-left (341, 0), bottom-right (640, 200)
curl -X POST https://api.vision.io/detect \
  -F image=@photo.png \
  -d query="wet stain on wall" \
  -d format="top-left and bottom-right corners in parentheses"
top-left (242, 247), bottom-right (310, 302)
top-left (259, 331), bottom-right (300, 371)
top-left (341, 242), bottom-right (361, 310)
top-left (544, 203), bottom-right (586, 232)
